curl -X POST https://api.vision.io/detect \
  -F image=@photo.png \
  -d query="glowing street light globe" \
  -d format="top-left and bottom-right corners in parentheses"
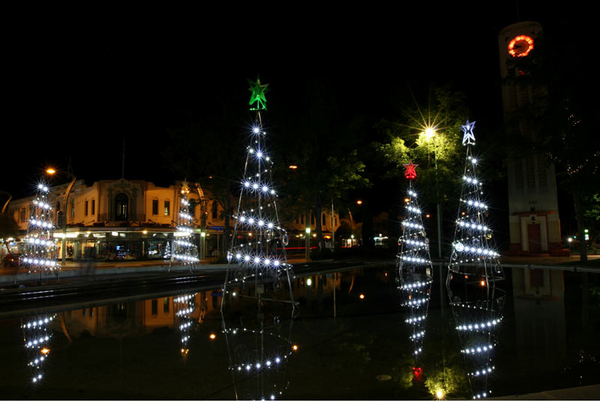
top-left (423, 127), bottom-right (436, 141)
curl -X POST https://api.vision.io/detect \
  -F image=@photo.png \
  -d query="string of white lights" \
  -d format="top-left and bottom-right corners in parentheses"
top-left (173, 183), bottom-right (199, 265)
top-left (22, 182), bottom-right (59, 273)
top-left (397, 164), bottom-right (433, 365)
top-left (447, 121), bottom-right (505, 401)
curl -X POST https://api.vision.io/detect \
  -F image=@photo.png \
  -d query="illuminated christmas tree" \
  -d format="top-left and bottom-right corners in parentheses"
top-left (221, 282), bottom-right (296, 400)
top-left (174, 292), bottom-right (198, 360)
top-left (172, 181), bottom-right (199, 268)
top-left (225, 77), bottom-right (294, 294)
top-left (21, 182), bottom-right (59, 274)
top-left (446, 120), bottom-right (505, 399)
top-left (397, 161), bottom-right (433, 370)
top-left (22, 314), bottom-right (56, 384)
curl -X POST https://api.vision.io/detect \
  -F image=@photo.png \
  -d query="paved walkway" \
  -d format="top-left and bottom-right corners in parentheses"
top-left (490, 383), bottom-right (600, 399)
top-left (1, 254), bottom-right (598, 287)
top-left (0, 257), bottom-right (314, 286)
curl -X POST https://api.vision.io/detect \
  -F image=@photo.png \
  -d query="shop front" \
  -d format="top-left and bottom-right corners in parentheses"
top-left (53, 228), bottom-right (189, 261)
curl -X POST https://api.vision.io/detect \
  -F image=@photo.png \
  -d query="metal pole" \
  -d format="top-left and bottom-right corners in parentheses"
top-left (305, 227), bottom-right (311, 262)
top-left (434, 137), bottom-right (444, 315)
top-left (333, 272), bottom-right (337, 319)
top-left (331, 198), bottom-right (335, 252)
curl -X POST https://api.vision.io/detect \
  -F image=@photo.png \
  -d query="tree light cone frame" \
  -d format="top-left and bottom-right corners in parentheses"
top-left (397, 173), bottom-right (433, 362)
top-left (447, 121), bottom-right (506, 400)
top-left (172, 182), bottom-right (199, 267)
top-left (22, 180), bottom-right (59, 274)
top-left (224, 78), bottom-right (295, 306)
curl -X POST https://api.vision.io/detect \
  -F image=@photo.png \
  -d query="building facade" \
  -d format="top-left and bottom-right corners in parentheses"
top-left (285, 209), bottom-right (341, 248)
top-left (5, 178), bottom-right (343, 261)
top-left (6, 178), bottom-right (229, 261)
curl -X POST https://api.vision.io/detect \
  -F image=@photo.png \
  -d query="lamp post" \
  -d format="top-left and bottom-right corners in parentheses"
top-left (305, 227), bottom-right (311, 261)
top-left (419, 128), bottom-right (444, 319)
top-left (47, 168), bottom-right (76, 266)
top-left (200, 231), bottom-right (206, 260)
top-left (419, 128), bottom-right (443, 260)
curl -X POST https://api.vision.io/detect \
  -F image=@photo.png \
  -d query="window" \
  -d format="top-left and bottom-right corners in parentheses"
top-left (163, 297), bottom-right (169, 313)
top-left (20, 208), bottom-right (25, 223)
top-left (115, 193), bottom-right (129, 221)
top-left (71, 199), bottom-right (75, 218)
top-left (91, 199), bottom-right (95, 215)
top-left (530, 269), bottom-right (544, 287)
top-left (538, 155), bottom-right (547, 189)
top-left (515, 159), bottom-right (524, 189)
top-left (164, 200), bottom-right (170, 216)
top-left (151, 299), bottom-right (158, 315)
top-left (211, 201), bottom-right (218, 219)
top-left (152, 199), bottom-right (158, 215)
top-left (322, 213), bottom-right (326, 225)
top-left (85, 200), bottom-right (89, 216)
top-left (526, 156), bottom-right (536, 189)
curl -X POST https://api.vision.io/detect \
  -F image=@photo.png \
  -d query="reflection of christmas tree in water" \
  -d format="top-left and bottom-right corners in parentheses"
top-left (174, 293), bottom-right (198, 360)
top-left (21, 314), bottom-right (56, 384)
top-left (171, 182), bottom-right (199, 269)
top-left (225, 77), bottom-right (294, 296)
top-left (221, 284), bottom-right (297, 400)
top-left (396, 161), bottom-right (433, 377)
top-left (22, 182), bottom-right (59, 274)
top-left (446, 120), bottom-right (505, 399)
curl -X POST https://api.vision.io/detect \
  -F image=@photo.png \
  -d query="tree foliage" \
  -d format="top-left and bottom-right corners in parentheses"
top-left (160, 109), bottom-right (245, 254)
top-left (0, 213), bottom-right (20, 255)
top-left (275, 78), bottom-right (370, 251)
top-left (375, 84), bottom-right (470, 207)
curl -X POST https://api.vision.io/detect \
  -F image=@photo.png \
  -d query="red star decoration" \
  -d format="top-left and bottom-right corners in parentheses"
top-left (403, 160), bottom-right (418, 180)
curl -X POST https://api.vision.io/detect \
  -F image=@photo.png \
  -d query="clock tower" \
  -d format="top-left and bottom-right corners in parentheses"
top-left (498, 21), bottom-right (566, 256)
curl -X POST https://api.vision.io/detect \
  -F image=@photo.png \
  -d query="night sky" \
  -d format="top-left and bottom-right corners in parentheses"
top-left (2, 3), bottom-right (589, 201)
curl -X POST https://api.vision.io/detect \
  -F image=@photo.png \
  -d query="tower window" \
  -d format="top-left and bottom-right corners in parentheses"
top-left (115, 193), bottom-right (129, 221)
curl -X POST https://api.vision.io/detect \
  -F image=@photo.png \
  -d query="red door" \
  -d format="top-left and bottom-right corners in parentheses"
top-left (528, 224), bottom-right (542, 253)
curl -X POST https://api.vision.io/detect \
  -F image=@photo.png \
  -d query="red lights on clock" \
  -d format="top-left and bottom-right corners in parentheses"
top-left (508, 35), bottom-right (534, 57)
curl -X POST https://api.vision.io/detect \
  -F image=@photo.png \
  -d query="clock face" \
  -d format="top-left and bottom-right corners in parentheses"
top-left (508, 35), bottom-right (534, 57)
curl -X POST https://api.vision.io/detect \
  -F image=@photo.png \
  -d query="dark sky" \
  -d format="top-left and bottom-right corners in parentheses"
top-left (2, 3), bottom-right (588, 199)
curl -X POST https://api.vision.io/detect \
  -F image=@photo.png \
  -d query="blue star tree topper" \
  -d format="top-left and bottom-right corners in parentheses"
top-left (248, 76), bottom-right (269, 111)
top-left (461, 120), bottom-right (476, 146)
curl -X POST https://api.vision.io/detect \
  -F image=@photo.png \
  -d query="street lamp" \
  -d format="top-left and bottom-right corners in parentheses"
top-left (418, 127), bottom-right (442, 260)
top-left (424, 127), bottom-right (436, 141)
top-left (200, 231), bottom-right (206, 260)
top-left (305, 227), bottom-right (311, 261)
top-left (47, 168), bottom-right (77, 266)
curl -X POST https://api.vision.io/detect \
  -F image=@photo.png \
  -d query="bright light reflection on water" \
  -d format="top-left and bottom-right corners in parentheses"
top-left (0, 265), bottom-right (598, 399)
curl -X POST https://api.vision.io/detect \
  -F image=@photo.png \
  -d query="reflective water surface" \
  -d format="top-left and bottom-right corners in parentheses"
top-left (1, 265), bottom-right (599, 399)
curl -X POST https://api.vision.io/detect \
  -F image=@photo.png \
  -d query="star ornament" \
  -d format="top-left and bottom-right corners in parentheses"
top-left (248, 77), bottom-right (269, 111)
top-left (461, 120), bottom-right (476, 146)
top-left (180, 180), bottom-right (190, 195)
top-left (403, 160), bottom-right (418, 180)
